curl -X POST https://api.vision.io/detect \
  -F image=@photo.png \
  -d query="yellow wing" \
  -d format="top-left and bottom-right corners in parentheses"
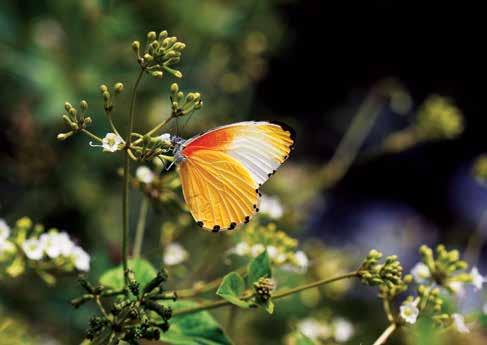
top-left (178, 149), bottom-right (259, 232)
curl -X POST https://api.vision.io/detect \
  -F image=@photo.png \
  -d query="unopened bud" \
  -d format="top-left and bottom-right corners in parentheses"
top-left (80, 100), bottom-right (88, 111)
top-left (99, 84), bottom-right (108, 93)
top-left (151, 71), bottom-right (163, 79)
top-left (57, 132), bottom-right (74, 141)
top-left (143, 53), bottom-right (154, 62)
top-left (102, 91), bottom-right (110, 101)
top-left (64, 102), bottom-right (72, 112)
top-left (147, 31), bottom-right (157, 42)
top-left (159, 30), bottom-right (168, 41)
top-left (132, 41), bottom-right (140, 52)
top-left (114, 82), bottom-right (124, 94)
top-left (170, 83), bottom-right (179, 93)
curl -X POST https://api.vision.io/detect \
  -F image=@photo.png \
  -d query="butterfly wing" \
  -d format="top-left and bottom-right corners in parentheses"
top-left (178, 121), bottom-right (295, 231)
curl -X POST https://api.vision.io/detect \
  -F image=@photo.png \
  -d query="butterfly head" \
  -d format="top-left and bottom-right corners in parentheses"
top-left (171, 135), bottom-right (186, 163)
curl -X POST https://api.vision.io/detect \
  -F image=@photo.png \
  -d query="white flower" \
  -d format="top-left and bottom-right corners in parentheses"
top-left (101, 133), bottom-right (123, 152)
top-left (136, 166), bottom-right (155, 184)
top-left (156, 133), bottom-right (171, 144)
top-left (483, 302), bottom-right (487, 315)
top-left (448, 281), bottom-right (466, 297)
top-left (163, 243), bottom-right (188, 266)
top-left (39, 232), bottom-right (73, 258)
top-left (452, 313), bottom-right (469, 333)
top-left (22, 238), bottom-right (44, 260)
top-left (0, 240), bottom-right (16, 256)
top-left (297, 318), bottom-right (331, 340)
top-left (71, 246), bottom-right (90, 271)
top-left (250, 243), bottom-right (265, 257)
top-left (266, 245), bottom-right (279, 260)
top-left (259, 195), bottom-right (284, 219)
top-left (333, 318), bottom-right (354, 342)
top-left (232, 242), bottom-right (250, 256)
top-left (470, 267), bottom-right (486, 291)
top-left (400, 299), bottom-right (420, 324)
top-left (294, 251), bottom-right (309, 273)
top-left (410, 262), bottom-right (431, 284)
top-left (0, 219), bottom-right (10, 242)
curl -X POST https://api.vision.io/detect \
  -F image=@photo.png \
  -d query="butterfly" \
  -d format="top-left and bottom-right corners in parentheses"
top-left (172, 121), bottom-right (295, 232)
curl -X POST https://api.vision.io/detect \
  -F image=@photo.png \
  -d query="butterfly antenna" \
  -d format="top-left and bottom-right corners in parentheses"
top-left (181, 110), bottom-right (195, 136)
top-left (166, 159), bottom-right (176, 171)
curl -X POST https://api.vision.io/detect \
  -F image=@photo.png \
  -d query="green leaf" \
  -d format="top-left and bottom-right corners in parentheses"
top-left (294, 332), bottom-right (317, 345)
top-left (99, 258), bottom-right (157, 290)
top-left (159, 300), bottom-right (233, 345)
top-left (247, 250), bottom-right (271, 284)
top-left (262, 299), bottom-right (274, 314)
top-left (216, 272), bottom-right (251, 308)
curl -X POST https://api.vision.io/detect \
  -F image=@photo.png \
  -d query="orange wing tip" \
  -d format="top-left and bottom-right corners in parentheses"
top-left (270, 120), bottom-right (296, 145)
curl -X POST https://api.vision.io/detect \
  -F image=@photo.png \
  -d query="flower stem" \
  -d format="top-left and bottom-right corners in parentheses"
top-left (122, 68), bottom-right (144, 280)
top-left (133, 197), bottom-right (149, 258)
top-left (373, 323), bottom-right (397, 345)
top-left (172, 272), bottom-right (358, 317)
top-left (81, 129), bottom-right (103, 142)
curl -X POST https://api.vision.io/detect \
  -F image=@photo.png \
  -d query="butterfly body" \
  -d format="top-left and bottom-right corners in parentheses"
top-left (175, 121), bottom-right (295, 232)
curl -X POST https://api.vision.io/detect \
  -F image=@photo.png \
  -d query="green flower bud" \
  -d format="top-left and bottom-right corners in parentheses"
top-left (170, 83), bottom-right (179, 94)
top-left (114, 82), bottom-right (124, 94)
top-left (172, 42), bottom-right (186, 51)
top-left (147, 31), bottom-right (157, 42)
top-left (186, 93), bottom-right (195, 102)
top-left (151, 71), bottom-right (163, 79)
top-left (143, 53), bottom-right (154, 62)
top-left (57, 132), bottom-right (74, 141)
top-left (151, 41), bottom-right (160, 50)
top-left (158, 30), bottom-right (168, 41)
top-left (69, 107), bottom-right (77, 117)
top-left (64, 102), bottom-right (72, 112)
top-left (80, 100), bottom-right (88, 111)
top-left (83, 117), bottom-right (92, 126)
top-left (132, 40), bottom-right (140, 52)
top-left (102, 91), bottom-right (110, 101)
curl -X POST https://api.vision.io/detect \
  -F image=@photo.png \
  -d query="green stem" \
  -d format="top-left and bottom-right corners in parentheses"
top-left (132, 115), bottom-right (174, 146)
top-left (372, 323), bottom-right (397, 345)
top-left (81, 129), bottom-right (103, 142)
top-left (172, 272), bottom-right (358, 316)
top-left (133, 197), bottom-right (149, 258)
top-left (122, 68), bottom-right (145, 281)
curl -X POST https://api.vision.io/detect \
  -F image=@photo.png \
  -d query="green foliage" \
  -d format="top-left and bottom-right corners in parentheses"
top-left (161, 300), bottom-right (233, 345)
top-left (216, 272), bottom-right (252, 308)
top-left (247, 250), bottom-right (272, 285)
top-left (99, 258), bottom-right (157, 290)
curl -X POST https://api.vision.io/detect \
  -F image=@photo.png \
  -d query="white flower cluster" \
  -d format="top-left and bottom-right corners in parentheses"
top-left (0, 218), bottom-right (90, 272)
top-left (22, 231), bottom-right (90, 271)
top-left (296, 317), bottom-right (354, 343)
top-left (229, 243), bottom-right (309, 273)
top-left (136, 166), bottom-right (155, 184)
top-left (411, 262), bottom-right (486, 293)
top-left (163, 242), bottom-right (188, 266)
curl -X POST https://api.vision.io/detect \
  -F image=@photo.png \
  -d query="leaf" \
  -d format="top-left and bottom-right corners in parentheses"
top-left (159, 300), bottom-right (233, 345)
top-left (216, 272), bottom-right (252, 308)
top-left (99, 258), bottom-right (157, 290)
top-left (294, 332), bottom-right (318, 345)
top-left (247, 250), bottom-right (271, 284)
top-left (263, 299), bottom-right (274, 314)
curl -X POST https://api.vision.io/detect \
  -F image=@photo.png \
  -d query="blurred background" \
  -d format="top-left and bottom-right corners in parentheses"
top-left (1, 1), bottom-right (487, 344)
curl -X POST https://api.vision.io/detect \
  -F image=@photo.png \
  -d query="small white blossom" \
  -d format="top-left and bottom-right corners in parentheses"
top-left (101, 133), bottom-right (123, 152)
top-left (156, 133), bottom-right (171, 144)
top-left (410, 262), bottom-right (431, 284)
top-left (333, 318), bottom-right (354, 342)
top-left (400, 299), bottom-right (419, 324)
top-left (22, 238), bottom-right (44, 260)
top-left (250, 243), bottom-right (265, 257)
top-left (163, 243), bottom-right (188, 266)
top-left (448, 281), bottom-right (466, 297)
top-left (0, 240), bottom-right (16, 256)
top-left (470, 267), bottom-right (486, 291)
top-left (136, 166), bottom-right (155, 184)
top-left (259, 195), bottom-right (284, 219)
top-left (71, 246), bottom-right (90, 271)
top-left (266, 245), bottom-right (279, 260)
top-left (56, 232), bottom-right (75, 256)
top-left (452, 313), bottom-right (469, 333)
top-left (297, 318), bottom-right (331, 341)
top-left (0, 219), bottom-right (10, 242)
top-left (232, 242), bottom-right (250, 256)
top-left (294, 251), bottom-right (309, 272)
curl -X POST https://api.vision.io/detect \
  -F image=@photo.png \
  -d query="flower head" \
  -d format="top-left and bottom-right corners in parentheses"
top-left (0, 219), bottom-right (10, 242)
top-left (333, 318), bottom-right (354, 342)
top-left (400, 299), bottom-right (419, 324)
top-left (136, 166), bottom-right (155, 184)
top-left (411, 262), bottom-right (431, 284)
top-left (470, 267), bottom-right (486, 291)
top-left (163, 243), bottom-right (188, 266)
top-left (0, 240), bottom-right (16, 256)
top-left (297, 318), bottom-right (331, 341)
top-left (294, 251), bottom-right (309, 273)
top-left (71, 246), bottom-right (90, 271)
top-left (451, 313), bottom-right (469, 333)
top-left (156, 133), bottom-right (171, 145)
top-left (259, 195), bottom-right (284, 219)
top-left (22, 238), bottom-right (44, 261)
top-left (101, 133), bottom-right (123, 152)
top-left (448, 281), bottom-right (465, 297)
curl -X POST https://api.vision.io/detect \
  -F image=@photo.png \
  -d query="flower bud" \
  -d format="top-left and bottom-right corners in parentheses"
top-left (99, 84), bottom-right (108, 93)
top-left (143, 53), bottom-right (154, 62)
top-left (114, 82), bottom-right (124, 94)
top-left (170, 83), bottom-right (179, 94)
top-left (132, 40), bottom-right (140, 52)
top-left (159, 30), bottom-right (168, 41)
top-left (64, 102), bottom-right (72, 112)
top-left (151, 71), bottom-right (163, 79)
top-left (84, 117), bottom-right (92, 126)
top-left (69, 107), bottom-right (77, 117)
top-left (102, 91), bottom-right (110, 101)
top-left (57, 132), bottom-right (74, 141)
top-left (80, 100), bottom-right (88, 111)
top-left (147, 31), bottom-right (157, 42)
top-left (172, 42), bottom-right (186, 50)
